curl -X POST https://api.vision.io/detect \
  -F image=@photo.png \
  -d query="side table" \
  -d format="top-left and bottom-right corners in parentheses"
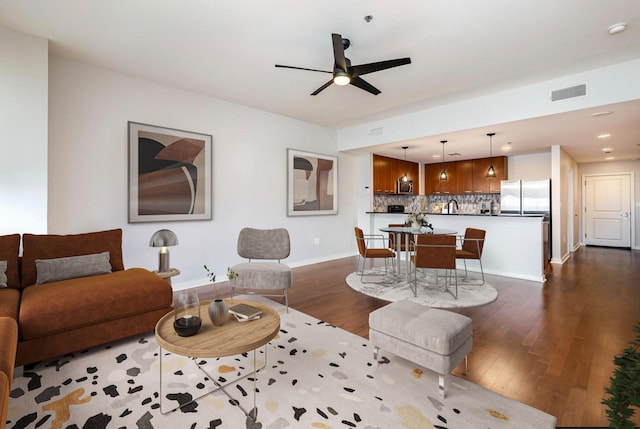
top-left (153, 268), bottom-right (180, 285)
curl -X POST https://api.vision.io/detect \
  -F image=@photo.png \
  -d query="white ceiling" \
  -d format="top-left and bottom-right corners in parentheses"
top-left (1, 0), bottom-right (639, 163)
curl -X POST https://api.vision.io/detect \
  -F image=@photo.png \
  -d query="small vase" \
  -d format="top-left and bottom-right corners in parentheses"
top-left (412, 221), bottom-right (421, 231)
top-left (208, 299), bottom-right (228, 326)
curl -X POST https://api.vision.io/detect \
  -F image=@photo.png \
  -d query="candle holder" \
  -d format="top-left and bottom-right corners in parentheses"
top-left (173, 291), bottom-right (201, 337)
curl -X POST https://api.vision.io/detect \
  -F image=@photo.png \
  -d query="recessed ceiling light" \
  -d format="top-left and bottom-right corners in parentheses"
top-left (598, 133), bottom-right (611, 139)
top-left (501, 142), bottom-right (512, 151)
top-left (592, 111), bottom-right (612, 117)
top-left (602, 147), bottom-right (614, 153)
top-left (605, 156), bottom-right (616, 161)
top-left (608, 23), bottom-right (627, 35)
top-left (432, 154), bottom-right (441, 159)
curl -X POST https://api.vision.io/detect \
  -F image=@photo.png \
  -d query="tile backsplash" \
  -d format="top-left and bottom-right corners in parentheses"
top-left (373, 194), bottom-right (501, 214)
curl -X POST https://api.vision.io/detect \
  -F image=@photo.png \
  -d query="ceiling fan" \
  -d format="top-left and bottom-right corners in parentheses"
top-left (275, 33), bottom-right (411, 96)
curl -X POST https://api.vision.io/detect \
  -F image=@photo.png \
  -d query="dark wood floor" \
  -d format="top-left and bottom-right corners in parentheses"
top-left (201, 246), bottom-right (640, 427)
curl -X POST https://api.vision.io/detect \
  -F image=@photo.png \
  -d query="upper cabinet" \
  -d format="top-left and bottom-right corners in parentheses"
top-left (373, 154), bottom-right (420, 194)
top-left (472, 156), bottom-right (507, 193)
top-left (423, 156), bottom-right (507, 195)
top-left (425, 161), bottom-right (457, 195)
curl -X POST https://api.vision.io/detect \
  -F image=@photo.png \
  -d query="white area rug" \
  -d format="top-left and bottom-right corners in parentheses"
top-left (346, 268), bottom-right (499, 308)
top-left (7, 296), bottom-right (555, 428)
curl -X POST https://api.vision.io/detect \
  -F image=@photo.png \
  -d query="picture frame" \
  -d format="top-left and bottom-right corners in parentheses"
top-left (128, 121), bottom-right (212, 223)
top-left (287, 148), bottom-right (338, 216)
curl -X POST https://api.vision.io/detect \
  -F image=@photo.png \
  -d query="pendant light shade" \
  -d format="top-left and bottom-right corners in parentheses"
top-left (439, 140), bottom-right (448, 181)
top-left (486, 132), bottom-right (496, 178)
top-left (401, 146), bottom-right (409, 182)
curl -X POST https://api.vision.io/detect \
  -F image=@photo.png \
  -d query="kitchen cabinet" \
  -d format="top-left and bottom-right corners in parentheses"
top-left (456, 160), bottom-right (474, 194)
top-left (472, 157), bottom-right (507, 193)
top-left (373, 154), bottom-right (419, 194)
top-left (424, 162), bottom-right (457, 194)
top-left (424, 156), bottom-right (507, 195)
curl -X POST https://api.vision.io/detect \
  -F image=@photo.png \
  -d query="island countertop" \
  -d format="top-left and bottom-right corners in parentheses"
top-left (365, 211), bottom-right (546, 282)
top-left (366, 211), bottom-right (545, 218)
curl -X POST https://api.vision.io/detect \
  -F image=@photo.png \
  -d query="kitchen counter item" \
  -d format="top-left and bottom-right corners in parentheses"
top-left (387, 204), bottom-right (405, 213)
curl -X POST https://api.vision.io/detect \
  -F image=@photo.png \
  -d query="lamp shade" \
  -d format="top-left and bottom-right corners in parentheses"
top-left (149, 229), bottom-right (178, 247)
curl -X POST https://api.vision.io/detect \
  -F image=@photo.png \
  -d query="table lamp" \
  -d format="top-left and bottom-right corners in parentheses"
top-left (149, 229), bottom-right (178, 272)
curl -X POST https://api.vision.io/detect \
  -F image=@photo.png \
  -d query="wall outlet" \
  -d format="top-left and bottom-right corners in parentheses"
top-left (314, 238), bottom-right (320, 245)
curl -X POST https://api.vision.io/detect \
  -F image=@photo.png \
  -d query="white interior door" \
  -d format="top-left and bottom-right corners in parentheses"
top-left (584, 174), bottom-right (631, 247)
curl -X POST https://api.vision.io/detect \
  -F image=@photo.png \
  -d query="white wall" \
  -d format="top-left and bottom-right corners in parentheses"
top-left (0, 26), bottom-right (48, 235)
top-left (507, 152), bottom-right (551, 180)
top-left (45, 56), bottom-right (358, 290)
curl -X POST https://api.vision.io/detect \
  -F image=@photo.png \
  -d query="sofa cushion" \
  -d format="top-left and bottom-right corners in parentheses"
top-left (0, 260), bottom-right (6, 288)
top-left (35, 252), bottom-right (112, 285)
top-left (0, 234), bottom-right (20, 289)
top-left (0, 317), bottom-right (18, 378)
top-left (0, 288), bottom-right (21, 319)
top-left (21, 229), bottom-right (124, 288)
top-left (19, 268), bottom-right (172, 341)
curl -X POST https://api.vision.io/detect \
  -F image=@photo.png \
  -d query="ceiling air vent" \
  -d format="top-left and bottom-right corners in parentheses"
top-left (551, 84), bottom-right (586, 102)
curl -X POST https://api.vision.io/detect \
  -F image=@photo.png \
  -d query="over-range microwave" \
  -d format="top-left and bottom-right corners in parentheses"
top-left (397, 178), bottom-right (413, 194)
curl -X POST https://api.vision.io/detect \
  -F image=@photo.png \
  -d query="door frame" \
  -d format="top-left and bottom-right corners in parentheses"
top-left (581, 171), bottom-right (635, 249)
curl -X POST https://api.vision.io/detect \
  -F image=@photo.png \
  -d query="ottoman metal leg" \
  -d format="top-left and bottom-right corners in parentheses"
top-left (438, 374), bottom-right (445, 398)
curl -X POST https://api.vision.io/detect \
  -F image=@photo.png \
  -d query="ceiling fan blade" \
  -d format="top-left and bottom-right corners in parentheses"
top-left (275, 64), bottom-right (332, 74)
top-left (331, 33), bottom-right (348, 72)
top-left (311, 79), bottom-right (334, 96)
top-left (350, 77), bottom-right (381, 95)
top-left (350, 58), bottom-right (411, 77)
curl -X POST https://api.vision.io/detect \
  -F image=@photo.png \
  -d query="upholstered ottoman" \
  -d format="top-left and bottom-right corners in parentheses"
top-left (369, 300), bottom-right (472, 398)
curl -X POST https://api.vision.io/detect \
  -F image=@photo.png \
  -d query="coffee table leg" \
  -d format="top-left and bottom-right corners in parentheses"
top-left (158, 344), bottom-right (268, 417)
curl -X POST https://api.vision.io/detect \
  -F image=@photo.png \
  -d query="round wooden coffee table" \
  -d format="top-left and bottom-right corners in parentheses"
top-left (155, 299), bottom-right (280, 415)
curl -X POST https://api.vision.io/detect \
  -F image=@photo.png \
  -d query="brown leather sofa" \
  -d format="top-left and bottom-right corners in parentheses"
top-left (0, 229), bottom-right (173, 428)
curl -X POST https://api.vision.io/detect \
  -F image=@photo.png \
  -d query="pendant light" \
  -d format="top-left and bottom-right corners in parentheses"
top-left (439, 140), bottom-right (448, 181)
top-left (486, 132), bottom-right (496, 178)
top-left (401, 146), bottom-right (409, 182)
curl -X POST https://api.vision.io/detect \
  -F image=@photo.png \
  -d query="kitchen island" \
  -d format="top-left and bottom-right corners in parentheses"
top-left (365, 212), bottom-right (547, 282)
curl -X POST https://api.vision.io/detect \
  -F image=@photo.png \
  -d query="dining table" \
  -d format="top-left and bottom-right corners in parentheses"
top-left (379, 226), bottom-right (458, 282)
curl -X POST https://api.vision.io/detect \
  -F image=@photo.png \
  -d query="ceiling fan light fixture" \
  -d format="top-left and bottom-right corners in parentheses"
top-left (333, 71), bottom-right (351, 86)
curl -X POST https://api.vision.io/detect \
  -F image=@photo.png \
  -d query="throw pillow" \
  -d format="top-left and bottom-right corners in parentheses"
top-left (0, 234), bottom-right (20, 289)
top-left (35, 252), bottom-right (112, 285)
top-left (0, 260), bottom-right (7, 288)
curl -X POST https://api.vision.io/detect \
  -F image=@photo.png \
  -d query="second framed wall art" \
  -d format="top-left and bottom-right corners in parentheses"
top-left (287, 149), bottom-right (338, 216)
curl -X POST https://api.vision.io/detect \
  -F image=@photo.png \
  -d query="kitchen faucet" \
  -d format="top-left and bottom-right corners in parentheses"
top-left (447, 198), bottom-right (459, 214)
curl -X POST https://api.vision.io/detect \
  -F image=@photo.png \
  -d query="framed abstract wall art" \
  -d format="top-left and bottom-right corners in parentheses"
top-left (287, 148), bottom-right (338, 216)
top-left (128, 122), bottom-right (212, 223)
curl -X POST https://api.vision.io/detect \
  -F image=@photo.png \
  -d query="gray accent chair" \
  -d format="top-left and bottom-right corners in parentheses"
top-left (229, 228), bottom-right (292, 311)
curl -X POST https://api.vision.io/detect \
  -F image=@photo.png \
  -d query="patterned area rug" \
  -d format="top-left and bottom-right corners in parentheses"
top-left (7, 296), bottom-right (554, 429)
top-left (346, 268), bottom-right (499, 308)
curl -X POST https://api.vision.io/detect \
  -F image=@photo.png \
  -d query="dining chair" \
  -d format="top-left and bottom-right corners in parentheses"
top-left (456, 228), bottom-right (486, 284)
top-left (410, 234), bottom-right (458, 298)
top-left (354, 227), bottom-right (395, 283)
